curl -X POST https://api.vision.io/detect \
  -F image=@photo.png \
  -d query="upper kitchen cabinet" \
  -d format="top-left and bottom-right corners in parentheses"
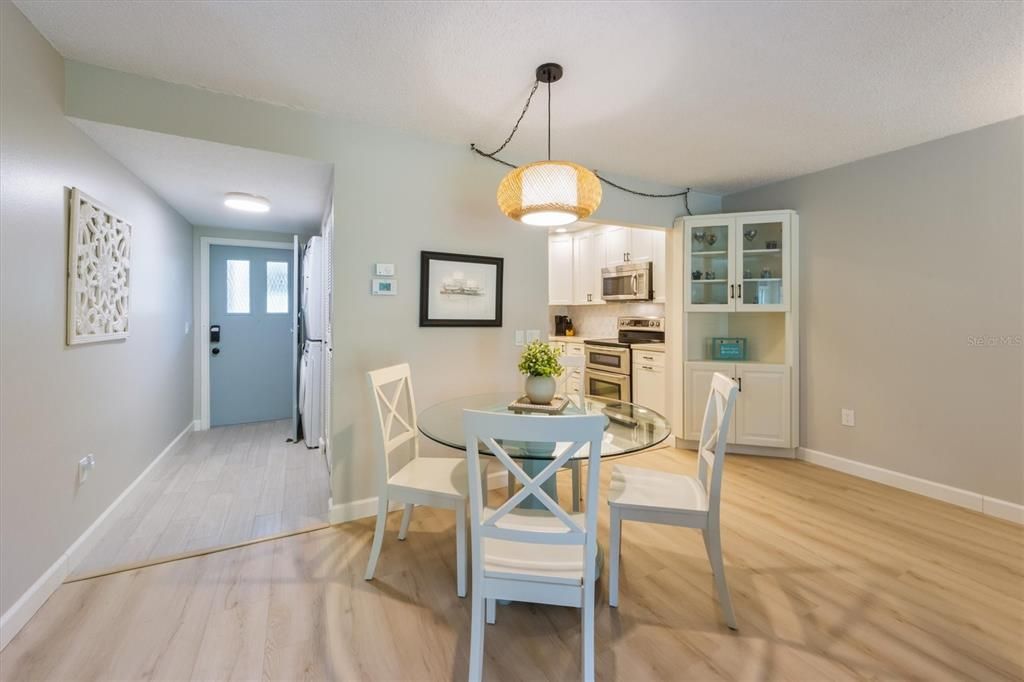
top-left (683, 211), bottom-right (794, 312)
top-left (572, 230), bottom-right (604, 305)
top-left (603, 226), bottom-right (631, 267)
top-left (547, 234), bottom-right (574, 305)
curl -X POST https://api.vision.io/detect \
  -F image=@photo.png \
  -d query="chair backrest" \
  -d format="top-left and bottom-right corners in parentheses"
top-left (560, 355), bottom-right (586, 406)
top-left (463, 411), bottom-right (605, 554)
top-left (367, 363), bottom-right (420, 484)
top-left (697, 373), bottom-right (739, 519)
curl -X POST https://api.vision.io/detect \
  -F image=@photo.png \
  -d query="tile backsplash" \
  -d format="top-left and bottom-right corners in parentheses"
top-left (549, 302), bottom-right (665, 338)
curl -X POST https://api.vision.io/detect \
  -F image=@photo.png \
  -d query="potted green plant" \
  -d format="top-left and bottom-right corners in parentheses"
top-left (518, 341), bottom-right (564, 404)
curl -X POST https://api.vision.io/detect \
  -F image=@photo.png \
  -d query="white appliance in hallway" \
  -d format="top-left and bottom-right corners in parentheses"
top-left (299, 236), bottom-right (324, 448)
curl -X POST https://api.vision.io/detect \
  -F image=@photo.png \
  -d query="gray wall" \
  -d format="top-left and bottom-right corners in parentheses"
top-left (723, 117), bottom-right (1023, 504)
top-left (59, 60), bottom-right (720, 508)
top-left (0, 1), bottom-right (194, 614)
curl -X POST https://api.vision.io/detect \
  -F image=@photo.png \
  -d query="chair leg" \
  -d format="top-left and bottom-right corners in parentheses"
top-left (469, 592), bottom-right (485, 681)
top-left (570, 460), bottom-right (582, 512)
top-left (702, 525), bottom-right (737, 630)
top-left (397, 503), bottom-right (414, 540)
top-left (506, 473), bottom-right (515, 498)
top-left (608, 507), bottom-right (622, 607)
top-left (582, 578), bottom-right (595, 681)
top-left (364, 493), bottom-right (388, 581)
top-left (455, 503), bottom-right (467, 598)
top-left (486, 598), bottom-right (496, 625)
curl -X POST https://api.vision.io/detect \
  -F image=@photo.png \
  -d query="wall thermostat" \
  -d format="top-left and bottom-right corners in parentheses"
top-left (371, 278), bottom-right (397, 296)
top-left (374, 263), bottom-right (395, 276)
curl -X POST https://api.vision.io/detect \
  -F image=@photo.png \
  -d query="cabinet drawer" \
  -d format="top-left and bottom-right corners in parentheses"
top-left (633, 350), bottom-right (664, 366)
top-left (565, 343), bottom-right (585, 356)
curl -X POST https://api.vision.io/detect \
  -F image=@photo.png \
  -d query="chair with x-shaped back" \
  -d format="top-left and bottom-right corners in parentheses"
top-left (365, 363), bottom-right (474, 597)
top-left (463, 409), bottom-right (605, 681)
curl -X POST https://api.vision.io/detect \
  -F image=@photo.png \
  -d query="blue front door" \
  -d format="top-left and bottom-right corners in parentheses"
top-left (210, 245), bottom-right (294, 427)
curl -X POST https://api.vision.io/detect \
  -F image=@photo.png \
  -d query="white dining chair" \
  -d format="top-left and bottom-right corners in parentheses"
top-left (463, 410), bottom-right (605, 682)
top-left (607, 372), bottom-right (739, 629)
top-left (365, 363), bottom-right (476, 597)
top-left (508, 354), bottom-right (589, 511)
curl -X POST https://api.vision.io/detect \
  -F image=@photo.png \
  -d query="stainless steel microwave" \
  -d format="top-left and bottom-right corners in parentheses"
top-left (601, 262), bottom-right (653, 301)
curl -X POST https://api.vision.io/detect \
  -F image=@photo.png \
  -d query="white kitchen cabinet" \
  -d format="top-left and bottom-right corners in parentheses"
top-left (572, 231), bottom-right (604, 305)
top-left (651, 230), bottom-right (667, 302)
top-left (733, 364), bottom-right (791, 447)
top-left (683, 362), bottom-right (790, 447)
top-left (683, 362), bottom-right (736, 442)
top-left (632, 349), bottom-right (667, 417)
top-left (547, 235), bottom-right (574, 305)
top-left (683, 212), bottom-right (792, 312)
top-left (603, 226), bottom-right (631, 267)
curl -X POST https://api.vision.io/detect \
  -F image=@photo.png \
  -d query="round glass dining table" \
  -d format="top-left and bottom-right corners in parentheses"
top-left (418, 392), bottom-right (671, 509)
top-left (418, 392), bottom-right (672, 460)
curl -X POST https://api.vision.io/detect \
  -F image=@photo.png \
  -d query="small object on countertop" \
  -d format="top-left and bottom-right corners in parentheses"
top-left (508, 394), bottom-right (570, 414)
top-left (565, 318), bottom-right (575, 336)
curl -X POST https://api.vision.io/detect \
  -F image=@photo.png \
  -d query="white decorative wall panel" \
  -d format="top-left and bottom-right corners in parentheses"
top-left (66, 188), bottom-right (132, 344)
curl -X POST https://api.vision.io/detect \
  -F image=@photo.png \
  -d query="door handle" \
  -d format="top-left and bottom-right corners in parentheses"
top-left (729, 284), bottom-right (734, 299)
top-left (631, 274), bottom-right (639, 295)
top-left (738, 377), bottom-right (742, 392)
top-left (737, 283), bottom-right (742, 299)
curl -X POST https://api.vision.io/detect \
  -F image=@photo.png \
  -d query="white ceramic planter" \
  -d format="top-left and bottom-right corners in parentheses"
top-left (525, 375), bottom-right (556, 405)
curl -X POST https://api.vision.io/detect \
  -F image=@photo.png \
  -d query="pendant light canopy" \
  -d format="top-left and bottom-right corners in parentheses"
top-left (496, 64), bottom-right (601, 226)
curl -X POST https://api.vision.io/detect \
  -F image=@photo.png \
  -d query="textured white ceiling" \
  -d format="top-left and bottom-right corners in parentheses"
top-left (72, 119), bottom-right (332, 234)
top-left (20, 0), bottom-right (1023, 194)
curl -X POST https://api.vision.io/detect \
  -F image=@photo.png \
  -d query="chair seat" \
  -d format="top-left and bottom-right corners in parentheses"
top-left (608, 464), bottom-right (709, 514)
top-left (388, 456), bottom-right (468, 500)
top-left (481, 508), bottom-right (597, 586)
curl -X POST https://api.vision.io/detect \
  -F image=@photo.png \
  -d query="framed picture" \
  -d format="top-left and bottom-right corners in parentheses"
top-left (419, 251), bottom-right (503, 327)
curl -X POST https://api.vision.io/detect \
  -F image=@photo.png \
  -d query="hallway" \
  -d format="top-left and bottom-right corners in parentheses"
top-left (70, 420), bottom-right (328, 579)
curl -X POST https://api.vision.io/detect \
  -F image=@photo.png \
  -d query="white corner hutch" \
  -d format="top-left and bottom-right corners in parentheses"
top-left (668, 210), bottom-right (799, 457)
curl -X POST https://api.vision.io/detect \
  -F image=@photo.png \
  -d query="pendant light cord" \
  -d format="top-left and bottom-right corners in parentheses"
top-left (470, 77), bottom-right (693, 213)
top-left (547, 80), bottom-right (552, 161)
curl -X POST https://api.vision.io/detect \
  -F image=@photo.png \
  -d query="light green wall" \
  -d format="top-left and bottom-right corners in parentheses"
top-left (0, 1), bottom-right (194, 615)
top-left (723, 117), bottom-right (1023, 504)
top-left (63, 60), bottom-right (722, 509)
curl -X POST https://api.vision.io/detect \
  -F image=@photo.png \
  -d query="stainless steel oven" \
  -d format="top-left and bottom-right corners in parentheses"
top-left (584, 343), bottom-right (630, 374)
top-left (585, 367), bottom-right (631, 402)
top-left (601, 262), bottom-right (652, 301)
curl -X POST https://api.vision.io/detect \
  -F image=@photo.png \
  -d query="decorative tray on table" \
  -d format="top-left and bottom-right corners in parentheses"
top-left (507, 395), bottom-right (570, 414)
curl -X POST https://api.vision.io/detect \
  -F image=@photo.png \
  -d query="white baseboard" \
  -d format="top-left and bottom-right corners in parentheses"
top-left (329, 469), bottom-right (510, 525)
top-left (0, 420), bottom-right (195, 651)
top-left (797, 447), bottom-right (1022, 525)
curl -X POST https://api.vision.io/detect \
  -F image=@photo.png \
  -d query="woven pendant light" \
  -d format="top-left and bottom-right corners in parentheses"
top-left (496, 64), bottom-right (602, 226)
top-left (498, 160), bottom-right (602, 226)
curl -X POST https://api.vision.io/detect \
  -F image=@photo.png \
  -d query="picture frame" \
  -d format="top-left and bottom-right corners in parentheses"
top-left (419, 251), bottom-right (503, 327)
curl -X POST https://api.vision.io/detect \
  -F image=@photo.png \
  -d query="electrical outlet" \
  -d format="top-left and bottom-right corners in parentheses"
top-left (514, 330), bottom-right (525, 346)
top-left (184, 321), bottom-right (191, 335)
top-left (78, 454), bottom-right (96, 484)
top-left (841, 408), bottom-right (855, 427)
top-left (526, 329), bottom-right (540, 343)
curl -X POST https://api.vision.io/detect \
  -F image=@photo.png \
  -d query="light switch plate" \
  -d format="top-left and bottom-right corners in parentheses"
top-left (526, 329), bottom-right (540, 343)
top-left (374, 263), bottom-right (395, 276)
top-left (515, 330), bottom-right (525, 346)
top-left (841, 408), bottom-right (855, 427)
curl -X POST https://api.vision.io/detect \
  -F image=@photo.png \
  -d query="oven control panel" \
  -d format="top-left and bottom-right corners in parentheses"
top-left (617, 316), bottom-right (665, 331)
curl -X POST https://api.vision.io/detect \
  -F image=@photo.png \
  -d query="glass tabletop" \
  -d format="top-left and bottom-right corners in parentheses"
top-left (418, 392), bottom-right (671, 460)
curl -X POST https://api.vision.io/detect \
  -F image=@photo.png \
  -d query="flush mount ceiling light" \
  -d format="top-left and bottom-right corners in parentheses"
top-left (472, 64), bottom-right (692, 225)
top-left (224, 192), bottom-right (271, 213)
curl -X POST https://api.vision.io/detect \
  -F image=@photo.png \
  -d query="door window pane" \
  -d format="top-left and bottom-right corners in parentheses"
top-left (266, 261), bottom-right (289, 313)
top-left (226, 260), bottom-right (250, 314)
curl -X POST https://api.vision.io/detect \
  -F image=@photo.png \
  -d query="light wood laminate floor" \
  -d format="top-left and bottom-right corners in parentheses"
top-left (4, 448), bottom-right (1021, 680)
top-left (69, 419), bottom-right (329, 579)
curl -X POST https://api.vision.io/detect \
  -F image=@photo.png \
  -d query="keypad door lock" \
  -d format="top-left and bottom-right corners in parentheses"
top-left (210, 325), bottom-right (221, 343)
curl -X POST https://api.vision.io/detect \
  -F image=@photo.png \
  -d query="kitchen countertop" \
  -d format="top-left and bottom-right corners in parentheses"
top-left (548, 335), bottom-right (592, 343)
top-left (631, 342), bottom-right (666, 352)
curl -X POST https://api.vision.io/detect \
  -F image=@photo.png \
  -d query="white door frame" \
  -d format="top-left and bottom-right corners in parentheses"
top-left (198, 236), bottom-right (297, 431)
